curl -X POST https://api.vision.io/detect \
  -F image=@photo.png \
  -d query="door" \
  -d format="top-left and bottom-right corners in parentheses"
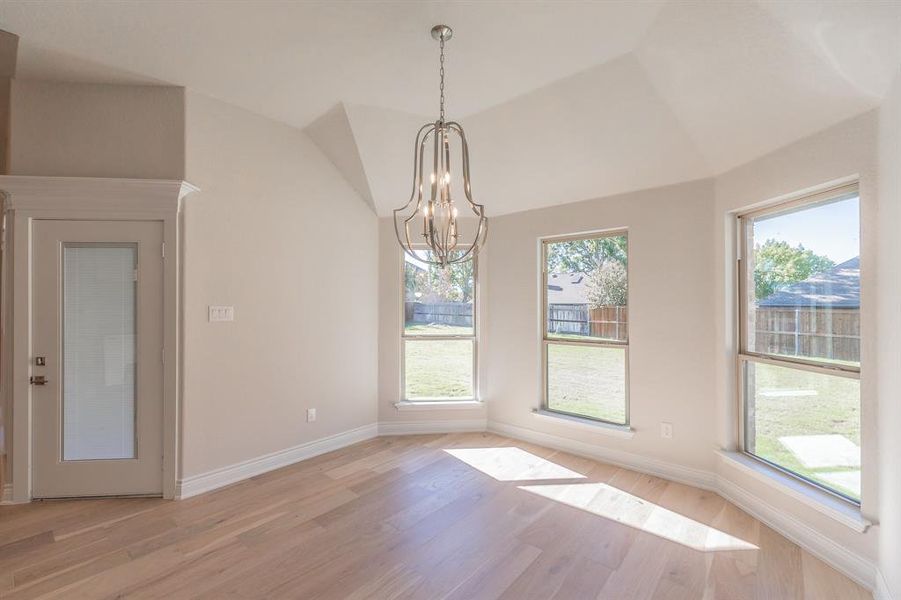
top-left (32, 220), bottom-right (164, 498)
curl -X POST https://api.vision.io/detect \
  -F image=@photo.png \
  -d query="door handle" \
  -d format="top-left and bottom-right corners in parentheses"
top-left (30, 375), bottom-right (48, 385)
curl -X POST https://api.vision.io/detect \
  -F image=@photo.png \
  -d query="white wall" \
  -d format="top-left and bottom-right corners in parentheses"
top-left (877, 73), bottom-right (901, 598)
top-left (9, 80), bottom-right (185, 179)
top-left (713, 110), bottom-right (879, 563)
top-left (181, 91), bottom-right (378, 477)
top-left (483, 179), bottom-right (717, 472)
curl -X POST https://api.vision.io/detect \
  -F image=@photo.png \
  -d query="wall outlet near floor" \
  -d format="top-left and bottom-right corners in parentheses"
top-left (660, 422), bottom-right (673, 439)
top-left (307, 408), bottom-right (317, 423)
top-left (208, 305), bottom-right (235, 322)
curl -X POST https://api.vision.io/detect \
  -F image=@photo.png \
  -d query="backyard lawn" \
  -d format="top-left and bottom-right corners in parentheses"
top-left (545, 343), bottom-right (626, 424)
top-left (404, 324), bottom-right (473, 399)
top-left (747, 361), bottom-right (860, 500)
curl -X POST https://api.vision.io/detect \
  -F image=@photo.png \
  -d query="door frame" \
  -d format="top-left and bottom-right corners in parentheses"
top-left (0, 176), bottom-right (198, 502)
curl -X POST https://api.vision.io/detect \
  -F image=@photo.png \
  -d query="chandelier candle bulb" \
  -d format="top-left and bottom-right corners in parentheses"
top-left (393, 24), bottom-right (488, 267)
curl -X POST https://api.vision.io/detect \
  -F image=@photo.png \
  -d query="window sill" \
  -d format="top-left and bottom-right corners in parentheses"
top-left (394, 400), bottom-right (484, 411)
top-left (532, 409), bottom-right (634, 439)
top-left (716, 450), bottom-right (872, 533)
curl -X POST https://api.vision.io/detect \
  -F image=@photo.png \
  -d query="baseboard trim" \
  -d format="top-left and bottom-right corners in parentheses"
top-left (378, 418), bottom-right (488, 435)
top-left (876, 569), bottom-right (895, 600)
top-left (175, 423), bottom-right (379, 499)
top-left (717, 476), bottom-right (876, 590)
top-left (489, 420), bottom-right (717, 491)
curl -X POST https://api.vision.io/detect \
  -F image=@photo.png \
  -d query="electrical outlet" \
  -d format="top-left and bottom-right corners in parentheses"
top-left (307, 408), bottom-right (317, 423)
top-left (660, 422), bottom-right (673, 439)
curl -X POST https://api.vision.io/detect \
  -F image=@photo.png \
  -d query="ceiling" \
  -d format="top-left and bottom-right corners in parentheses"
top-left (3, 0), bottom-right (900, 216)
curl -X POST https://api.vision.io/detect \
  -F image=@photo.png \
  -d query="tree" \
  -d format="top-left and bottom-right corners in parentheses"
top-left (586, 260), bottom-right (627, 307)
top-left (546, 236), bottom-right (627, 274)
top-left (753, 239), bottom-right (835, 301)
top-left (404, 251), bottom-right (473, 303)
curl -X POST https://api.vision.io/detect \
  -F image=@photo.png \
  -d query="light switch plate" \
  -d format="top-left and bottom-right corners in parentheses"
top-left (307, 408), bottom-right (317, 423)
top-left (208, 305), bottom-right (235, 322)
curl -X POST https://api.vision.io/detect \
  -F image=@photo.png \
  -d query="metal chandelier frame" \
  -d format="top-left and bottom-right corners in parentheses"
top-left (393, 25), bottom-right (488, 267)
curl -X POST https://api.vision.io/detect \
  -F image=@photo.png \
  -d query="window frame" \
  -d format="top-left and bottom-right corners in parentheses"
top-left (399, 246), bottom-right (479, 402)
top-left (540, 230), bottom-right (630, 427)
top-left (736, 182), bottom-right (861, 505)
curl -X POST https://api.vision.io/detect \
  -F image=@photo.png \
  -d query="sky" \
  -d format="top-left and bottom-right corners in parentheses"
top-left (753, 195), bottom-right (860, 263)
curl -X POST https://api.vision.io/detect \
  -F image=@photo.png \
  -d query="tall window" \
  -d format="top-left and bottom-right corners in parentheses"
top-left (739, 184), bottom-right (861, 503)
top-left (542, 231), bottom-right (628, 425)
top-left (402, 250), bottom-right (477, 401)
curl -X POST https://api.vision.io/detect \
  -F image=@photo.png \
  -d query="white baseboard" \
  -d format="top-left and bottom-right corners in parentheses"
top-left (875, 568), bottom-right (895, 600)
top-left (175, 423), bottom-right (379, 499)
top-left (0, 483), bottom-right (13, 504)
top-left (378, 418), bottom-right (487, 436)
top-left (717, 476), bottom-right (876, 591)
top-left (489, 420), bottom-right (716, 491)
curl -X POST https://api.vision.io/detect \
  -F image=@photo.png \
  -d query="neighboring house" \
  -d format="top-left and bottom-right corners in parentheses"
top-left (755, 257), bottom-right (860, 362)
top-left (546, 272), bottom-right (627, 340)
top-left (546, 272), bottom-right (588, 304)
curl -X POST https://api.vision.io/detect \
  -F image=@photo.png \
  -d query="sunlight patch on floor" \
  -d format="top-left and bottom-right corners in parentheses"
top-left (518, 482), bottom-right (758, 552)
top-left (443, 447), bottom-right (586, 482)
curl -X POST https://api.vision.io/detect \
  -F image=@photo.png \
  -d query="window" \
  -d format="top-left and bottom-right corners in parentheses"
top-left (402, 249), bottom-right (477, 400)
top-left (738, 184), bottom-right (861, 503)
top-left (542, 231), bottom-right (628, 425)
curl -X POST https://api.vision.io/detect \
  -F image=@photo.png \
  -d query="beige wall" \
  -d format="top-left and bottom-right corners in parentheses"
top-left (1, 80), bottom-right (379, 485)
top-left (877, 73), bottom-right (901, 596)
top-left (713, 111), bottom-right (879, 561)
top-left (181, 91), bottom-right (378, 477)
top-left (483, 179), bottom-right (717, 471)
top-left (9, 80), bottom-right (184, 179)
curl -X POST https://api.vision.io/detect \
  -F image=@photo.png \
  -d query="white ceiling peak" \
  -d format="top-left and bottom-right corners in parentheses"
top-left (3, 0), bottom-right (901, 215)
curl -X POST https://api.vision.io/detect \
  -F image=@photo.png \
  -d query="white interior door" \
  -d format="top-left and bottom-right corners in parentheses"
top-left (32, 220), bottom-right (164, 498)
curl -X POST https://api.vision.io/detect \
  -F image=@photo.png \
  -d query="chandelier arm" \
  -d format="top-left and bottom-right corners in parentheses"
top-left (401, 125), bottom-right (434, 228)
top-left (395, 124), bottom-right (436, 261)
top-left (447, 122), bottom-right (486, 215)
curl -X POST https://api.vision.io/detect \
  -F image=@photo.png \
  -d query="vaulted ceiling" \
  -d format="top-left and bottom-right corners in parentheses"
top-left (3, 0), bottom-right (900, 215)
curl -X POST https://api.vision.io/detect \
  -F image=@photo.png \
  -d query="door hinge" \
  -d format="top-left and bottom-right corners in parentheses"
top-left (133, 269), bottom-right (139, 282)
top-left (161, 347), bottom-right (165, 365)
top-left (161, 242), bottom-right (166, 259)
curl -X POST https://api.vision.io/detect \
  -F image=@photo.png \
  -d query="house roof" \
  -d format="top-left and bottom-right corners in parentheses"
top-left (758, 257), bottom-right (860, 309)
top-left (547, 273), bottom-right (588, 305)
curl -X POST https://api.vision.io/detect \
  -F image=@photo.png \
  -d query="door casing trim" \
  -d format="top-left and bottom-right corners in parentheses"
top-left (0, 176), bottom-right (198, 502)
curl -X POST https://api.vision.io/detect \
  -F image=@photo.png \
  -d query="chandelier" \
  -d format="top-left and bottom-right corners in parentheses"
top-left (393, 25), bottom-right (487, 266)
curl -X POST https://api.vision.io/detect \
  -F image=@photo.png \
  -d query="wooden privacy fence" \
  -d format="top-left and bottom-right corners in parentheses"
top-left (405, 301), bottom-right (472, 327)
top-left (752, 307), bottom-right (859, 363)
top-left (547, 304), bottom-right (628, 341)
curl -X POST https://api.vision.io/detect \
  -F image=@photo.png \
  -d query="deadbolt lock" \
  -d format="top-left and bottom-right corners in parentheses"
top-left (35, 356), bottom-right (46, 366)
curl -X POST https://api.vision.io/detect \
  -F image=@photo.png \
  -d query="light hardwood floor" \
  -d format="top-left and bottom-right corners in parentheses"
top-left (0, 433), bottom-right (871, 599)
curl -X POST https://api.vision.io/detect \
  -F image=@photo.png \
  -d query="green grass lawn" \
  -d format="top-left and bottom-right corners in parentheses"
top-left (545, 343), bottom-right (626, 424)
top-left (747, 362), bottom-right (860, 500)
top-left (404, 323), bottom-right (473, 399)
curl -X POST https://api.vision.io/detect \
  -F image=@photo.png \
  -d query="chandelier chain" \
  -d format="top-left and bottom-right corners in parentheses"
top-left (439, 35), bottom-right (445, 122)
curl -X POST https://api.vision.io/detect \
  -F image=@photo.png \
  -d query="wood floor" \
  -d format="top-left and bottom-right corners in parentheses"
top-left (0, 433), bottom-right (871, 599)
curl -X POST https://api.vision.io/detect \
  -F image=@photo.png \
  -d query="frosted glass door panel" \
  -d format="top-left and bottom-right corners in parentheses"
top-left (63, 245), bottom-right (137, 461)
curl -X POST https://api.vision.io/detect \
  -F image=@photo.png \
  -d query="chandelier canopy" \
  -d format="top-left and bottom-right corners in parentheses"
top-left (393, 25), bottom-right (487, 267)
